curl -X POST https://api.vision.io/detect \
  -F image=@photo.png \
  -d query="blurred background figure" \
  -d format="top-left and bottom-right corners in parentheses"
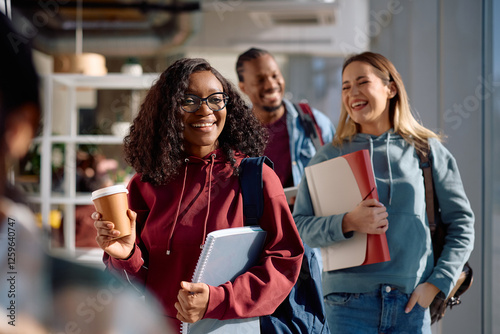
top-left (236, 47), bottom-right (335, 192)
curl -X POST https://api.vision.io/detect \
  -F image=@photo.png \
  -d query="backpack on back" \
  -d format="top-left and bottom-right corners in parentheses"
top-left (239, 157), bottom-right (330, 334)
top-left (294, 102), bottom-right (324, 150)
top-left (416, 147), bottom-right (473, 324)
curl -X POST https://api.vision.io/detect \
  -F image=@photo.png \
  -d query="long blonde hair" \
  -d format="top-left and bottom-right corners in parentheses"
top-left (333, 52), bottom-right (441, 155)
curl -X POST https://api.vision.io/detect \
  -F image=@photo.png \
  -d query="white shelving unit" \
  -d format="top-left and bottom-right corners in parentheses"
top-left (36, 73), bottom-right (159, 261)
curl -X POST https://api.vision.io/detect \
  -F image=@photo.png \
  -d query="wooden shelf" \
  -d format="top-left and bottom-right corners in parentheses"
top-left (32, 73), bottom-right (157, 255)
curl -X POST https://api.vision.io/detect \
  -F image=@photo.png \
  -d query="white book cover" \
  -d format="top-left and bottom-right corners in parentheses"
top-left (181, 226), bottom-right (267, 334)
top-left (305, 156), bottom-right (367, 271)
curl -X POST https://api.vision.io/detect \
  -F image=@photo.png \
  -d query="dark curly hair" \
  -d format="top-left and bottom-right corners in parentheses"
top-left (124, 58), bottom-right (268, 185)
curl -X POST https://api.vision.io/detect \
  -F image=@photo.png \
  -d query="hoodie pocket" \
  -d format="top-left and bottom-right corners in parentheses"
top-left (386, 213), bottom-right (431, 274)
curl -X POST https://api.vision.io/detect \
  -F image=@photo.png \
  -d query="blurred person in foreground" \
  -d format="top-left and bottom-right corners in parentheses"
top-left (0, 12), bottom-right (170, 334)
top-left (0, 10), bottom-right (46, 334)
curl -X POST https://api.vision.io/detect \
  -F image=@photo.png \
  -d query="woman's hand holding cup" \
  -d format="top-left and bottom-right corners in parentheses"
top-left (91, 185), bottom-right (136, 259)
top-left (93, 210), bottom-right (137, 259)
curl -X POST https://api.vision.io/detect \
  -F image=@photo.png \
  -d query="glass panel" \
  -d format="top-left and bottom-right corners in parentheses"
top-left (16, 142), bottom-right (41, 196)
top-left (88, 89), bottom-right (146, 136)
top-left (76, 144), bottom-right (133, 194)
top-left (37, 204), bottom-right (64, 248)
top-left (18, 142), bottom-right (65, 195)
top-left (52, 143), bottom-right (66, 193)
top-left (51, 85), bottom-right (148, 137)
top-left (286, 55), bottom-right (343, 125)
top-left (491, 0), bottom-right (500, 331)
top-left (75, 204), bottom-right (100, 248)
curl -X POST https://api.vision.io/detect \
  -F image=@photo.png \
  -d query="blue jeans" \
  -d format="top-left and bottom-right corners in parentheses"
top-left (324, 285), bottom-right (431, 334)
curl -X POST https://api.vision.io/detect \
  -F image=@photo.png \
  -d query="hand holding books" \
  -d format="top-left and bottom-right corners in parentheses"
top-left (175, 281), bottom-right (210, 324)
top-left (342, 197), bottom-right (389, 235)
top-left (181, 226), bottom-right (267, 334)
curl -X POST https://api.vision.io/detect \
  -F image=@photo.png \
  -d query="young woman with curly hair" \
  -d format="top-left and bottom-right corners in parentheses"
top-left (293, 52), bottom-right (474, 333)
top-left (94, 58), bottom-right (304, 329)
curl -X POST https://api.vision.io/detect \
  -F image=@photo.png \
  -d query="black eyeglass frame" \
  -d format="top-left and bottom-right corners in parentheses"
top-left (180, 92), bottom-right (229, 113)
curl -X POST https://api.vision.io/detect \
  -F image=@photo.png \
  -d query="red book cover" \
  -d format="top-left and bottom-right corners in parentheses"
top-left (343, 150), bottom-right (391, 266)
top-left (305, 149), bottom-right (391, 271)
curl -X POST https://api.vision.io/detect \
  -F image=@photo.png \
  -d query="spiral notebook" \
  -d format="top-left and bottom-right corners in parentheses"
top-left (181, 226), bottom-right (267, 334)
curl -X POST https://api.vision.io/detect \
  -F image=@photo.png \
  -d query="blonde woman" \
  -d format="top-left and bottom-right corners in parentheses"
top-left (293, 52), bottom-right (474, 333)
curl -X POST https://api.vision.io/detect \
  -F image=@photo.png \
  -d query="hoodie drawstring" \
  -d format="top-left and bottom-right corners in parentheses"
top-left (368, 137), bottom-right (376, 182)
top-left (368, 134), bottom-right (393, 205)
top-left (386, 132), bottom-right (393, 205)
top-left (166, 158), bottom-right (190, 255)
top-left (200, 154), bottom-right (216, 249)
top-left (166, 154), bottom-right (217, 255)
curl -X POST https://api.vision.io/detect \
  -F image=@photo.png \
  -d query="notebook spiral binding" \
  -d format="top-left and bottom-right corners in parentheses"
top-left (181, 237), bottom-right (216, 334)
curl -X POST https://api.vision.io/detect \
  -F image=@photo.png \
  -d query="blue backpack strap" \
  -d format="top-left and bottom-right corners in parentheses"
top-left (239, 156), bottom-right (330, 334)
top-left (260, 243), bottom-right (330, 334)
top-left (239, 156), bottom-right (274, 226)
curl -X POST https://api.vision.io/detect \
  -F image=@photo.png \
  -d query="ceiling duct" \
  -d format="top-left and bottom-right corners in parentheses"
top-left (11, 0), bottom-right (370, 57)
top-left (185, 0), bottom-right (369, 56)
top-left (10, 0), bottom-right (200, 57)
top-left (249, 10), bottom-right (336, 28)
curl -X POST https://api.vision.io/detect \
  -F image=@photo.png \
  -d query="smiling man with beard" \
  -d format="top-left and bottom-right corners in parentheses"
top-left (236, 48), bottom-right (335, 193)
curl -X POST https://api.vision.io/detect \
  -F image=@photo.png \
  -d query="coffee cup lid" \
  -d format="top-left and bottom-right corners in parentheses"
top-left (91, 185), bottom-right (129, 201)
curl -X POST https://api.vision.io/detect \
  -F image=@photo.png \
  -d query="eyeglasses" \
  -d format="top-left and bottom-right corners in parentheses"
top-left (180, 92), bottom-right (229, 113)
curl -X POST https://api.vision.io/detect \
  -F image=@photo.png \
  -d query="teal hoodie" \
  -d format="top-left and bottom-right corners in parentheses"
top-left (293, 130), bottom-right (474, 298)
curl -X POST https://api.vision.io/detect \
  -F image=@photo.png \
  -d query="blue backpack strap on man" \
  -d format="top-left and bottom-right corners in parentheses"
top-left (239, 157), bottom-right (330, 334)
top-left (294, 102), bottom-right (324, 151)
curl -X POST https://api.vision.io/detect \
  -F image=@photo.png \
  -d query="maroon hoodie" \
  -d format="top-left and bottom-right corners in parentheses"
top-left (104, 149), bottom-right (304, 328)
